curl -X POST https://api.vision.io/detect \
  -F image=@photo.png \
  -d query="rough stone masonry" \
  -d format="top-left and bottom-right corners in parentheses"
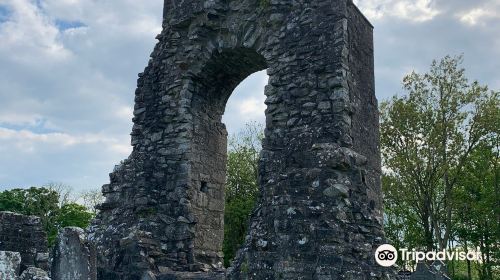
top-left (89, 0), bottom-right (395, 279)
top-left (0, 212), bottom-right (49, 273)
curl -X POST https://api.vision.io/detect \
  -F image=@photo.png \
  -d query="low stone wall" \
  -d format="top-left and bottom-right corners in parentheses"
top-left (0, 211), bottom-right (49, 272)
top-left (0, 211), bottom-right (97, 280)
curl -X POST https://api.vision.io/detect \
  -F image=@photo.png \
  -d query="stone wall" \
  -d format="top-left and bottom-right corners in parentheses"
top-left (0, 211), bottom-right (102, 280)
top-left (88, 0), bottom-right (396, 279)
top-left (0, 212), bottom-right (49, 272)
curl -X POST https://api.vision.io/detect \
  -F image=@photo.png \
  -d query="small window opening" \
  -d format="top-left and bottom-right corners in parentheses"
top-left (200, 181), bottom-right (208, 193)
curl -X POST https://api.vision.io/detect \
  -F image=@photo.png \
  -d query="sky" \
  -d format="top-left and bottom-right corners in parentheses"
top-left (0, 0), bottom-right (498, 191)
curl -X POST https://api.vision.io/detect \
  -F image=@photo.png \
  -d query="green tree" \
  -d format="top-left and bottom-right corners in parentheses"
top-left (223, 122), bottom-right (263, 267)
top-left (0, 187), bottom-right (60, 244)
top-left (380, 55), bottom-right (499, 254)
top-left (0, 185), bottom-right (96, 246)
top-left (57, 203), bottom-right (94, 229)
top-left (0, 188), bottom-right (25, 212)
top-left (454, 143), bottom-right (499, 280)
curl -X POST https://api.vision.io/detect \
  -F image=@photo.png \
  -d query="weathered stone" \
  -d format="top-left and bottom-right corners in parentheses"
top-left (410, 262), bottom-right (451, 280)
top-left (19, 267), bottom-right (50, 280)
top-left (51, 227), bottom-right (97, 280)
top-left (0, 212), bottom-right (49, 272)
top-left (88, 0), bottom-right (396, 279)
top-left (323, 181), bottom-right (349, 198)
top-left (157, 271), bottom-right (224, 280)
top-left (0, 251), bottom-right (21, 279)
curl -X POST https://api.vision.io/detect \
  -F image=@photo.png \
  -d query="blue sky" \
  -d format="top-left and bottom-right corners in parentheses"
top-left (0, 0), bottom-right (499, 192)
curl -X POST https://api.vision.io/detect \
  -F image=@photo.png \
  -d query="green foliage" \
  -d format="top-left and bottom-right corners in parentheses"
top-left (57, 203), bottom-right (94, 229)
top-left (453, 144), bottom-right (499, 280)
top-left (0, 188), bottom-right (24, 212)
top-left (381, 55), bottom-right (499, 278)
top-left (449, 259), bottom-right (481, 280)
top-left (0, 186), bottom-right (95, 246)
top-left (0, 187), bottom-right (60, 244)
top-left (223, 122), bottom-right (263, 267)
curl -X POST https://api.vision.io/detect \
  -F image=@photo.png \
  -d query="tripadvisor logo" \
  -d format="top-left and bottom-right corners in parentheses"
top-left (375, 244), bottom-right (398, 267)
top-left (374, 244), bottom-right (481, 267)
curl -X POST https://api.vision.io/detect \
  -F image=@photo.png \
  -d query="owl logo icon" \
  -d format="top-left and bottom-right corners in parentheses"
top-left (375, 244), bottom-right (398, 267)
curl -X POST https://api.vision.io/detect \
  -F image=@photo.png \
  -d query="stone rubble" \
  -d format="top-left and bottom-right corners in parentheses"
top-left (19, 267), bottom-right (50, 280)
top-left (0, 251), bottom-right (21, 279)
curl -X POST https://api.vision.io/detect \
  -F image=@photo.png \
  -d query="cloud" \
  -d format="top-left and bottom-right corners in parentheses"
top-left (0, 127), bottom-right (131, 190)
top-left (0, 0), bottom-right (161, 190)
top-left (353, 0), bottom-right (440, 22)
top-left (0, 127), bottom-right (131, 153)
top-left (459, 4), bottom-right (500, 26)
top-left (0, 0), bottom-right (70, 62)
top-left (238, 97), bottom-right (266, 118)
top-left (223, 70), bottom-right (268, 133)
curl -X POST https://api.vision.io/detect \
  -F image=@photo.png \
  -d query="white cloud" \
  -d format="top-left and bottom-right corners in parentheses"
top-left (0, 0), bottom-right (161, 189)
top-left (0, 0), bottom-right (71, 62)
top-left (115, 106), bottom-right (134, 120)
top-left (354, 0), bottom-right (440, 22)
top-left (0, 127), bottom-right (131, 155)
top-left (238, 97), bottom-right (266, 119)
top-left (459, 7), bottom-right (500, 26)
top-left (223, 70), bottom-right (268, 132)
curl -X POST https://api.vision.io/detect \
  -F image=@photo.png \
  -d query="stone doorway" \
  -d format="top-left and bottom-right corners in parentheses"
top-left (189, 47), bottom-right (267, 268)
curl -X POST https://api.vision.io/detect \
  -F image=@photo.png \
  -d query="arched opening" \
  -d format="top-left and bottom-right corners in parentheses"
top-left (188, 48), bottom-right (267, 267)
top-left (221, 70), bottom-right (268, 267)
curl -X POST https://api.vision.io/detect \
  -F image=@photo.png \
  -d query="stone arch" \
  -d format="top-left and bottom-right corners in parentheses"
top-left (89, 0), bottom-right (396, 279)
top-left (188, 47), bottom-right (267, 266)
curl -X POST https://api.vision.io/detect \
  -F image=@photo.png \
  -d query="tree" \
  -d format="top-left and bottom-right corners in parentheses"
top-left (0, 185), bottom-right (96, 246)
top-left (45, 182), bottom-right (74, 207)
top-left (80, 189), bottom-right (104, 214)
top-left (380, 55), bottom-right (499, 253)
top-left (57, 203), bottom-right (94, 229)
top-left (0, 187), bottom-right (60, 244)
top-left (454, 143), bottom-right (499, 280)
top-left (223, 122), bottom-right (263, 267)
top-left (0, 188), bottom-right (25, 212)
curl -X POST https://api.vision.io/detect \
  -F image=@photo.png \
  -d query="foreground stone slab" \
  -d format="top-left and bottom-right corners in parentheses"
top-left (0, 251), bottom-right (21, 279)
top-left (20, 267), bottom-right (50, 280)
top-left (51, 227), bottom-right (96, 280)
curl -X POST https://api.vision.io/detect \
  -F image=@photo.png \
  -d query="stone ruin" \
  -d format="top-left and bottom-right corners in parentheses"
top-left (1, 0), bottom-right (396, 279)
top-left (408, 262), bottom-right (450, 280)
top-left (0, 212), bottom-right (96, 280)
top-left (0, 212), bottom-right (49, 277)
top-left (87, 0), bottom-right (395, 278)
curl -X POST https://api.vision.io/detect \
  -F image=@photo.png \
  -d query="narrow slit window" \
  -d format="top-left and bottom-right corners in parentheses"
top-left (200, 181), bottom-right (208, 193)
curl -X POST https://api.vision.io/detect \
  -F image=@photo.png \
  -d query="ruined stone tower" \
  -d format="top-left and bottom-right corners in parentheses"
top-left (89, 0), bottom-right (395, 279)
